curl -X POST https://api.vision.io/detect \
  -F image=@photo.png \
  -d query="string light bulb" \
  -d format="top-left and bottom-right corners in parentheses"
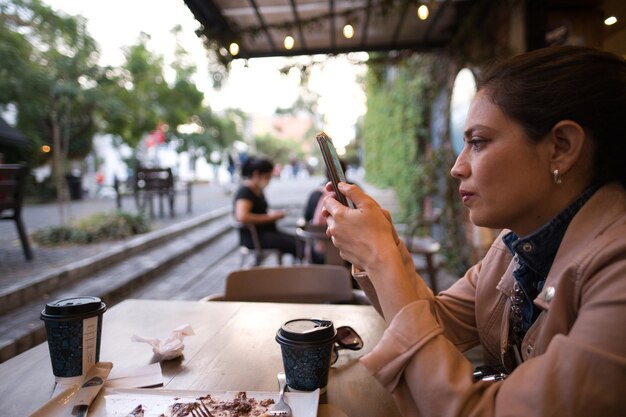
top-left (229, 42), bottom-right (240, 56)
top-left (604, 16), bottom-right (617, 26)
top-left (417, 4), bottom-right (429, 20)
top-left (343, 23), bottom-right (355, 39)
top-left (284, 35), bottom-right (295, 50)
top-left (41, 145), bottom-right (51, 153)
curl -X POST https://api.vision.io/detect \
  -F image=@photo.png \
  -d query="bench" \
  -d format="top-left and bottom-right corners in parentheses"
top-left (0, 164), bottom-right (33, 260)
top-left (114, 167), bottom-right (192, 218)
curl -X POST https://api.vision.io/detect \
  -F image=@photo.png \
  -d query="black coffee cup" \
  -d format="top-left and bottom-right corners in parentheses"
top-left (40, 296), bottom-right (106, 381)
top-left (275, 318), bottom-right (337, 392)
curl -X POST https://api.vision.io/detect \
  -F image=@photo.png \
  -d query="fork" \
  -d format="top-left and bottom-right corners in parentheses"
top-left (269, 372), bottom-right (293, 416)
top-left (189, 401), bottom-right (214, 417)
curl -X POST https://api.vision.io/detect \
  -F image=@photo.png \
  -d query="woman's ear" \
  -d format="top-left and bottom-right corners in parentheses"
top-left (549, 120), bottom-right (588, 174)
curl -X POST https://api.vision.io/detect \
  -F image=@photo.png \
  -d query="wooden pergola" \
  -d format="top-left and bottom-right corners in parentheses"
top-left (182, 0), bottom-right (625, 61)
top-left (183, 0), bottom-right (476, 60)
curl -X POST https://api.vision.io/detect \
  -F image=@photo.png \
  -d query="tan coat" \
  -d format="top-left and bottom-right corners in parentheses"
top-left (357, 182), bottom-right (626, 417)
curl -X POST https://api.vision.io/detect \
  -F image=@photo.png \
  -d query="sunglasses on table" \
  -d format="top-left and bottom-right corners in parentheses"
top-left (331, 326), bottom-right (364, 364)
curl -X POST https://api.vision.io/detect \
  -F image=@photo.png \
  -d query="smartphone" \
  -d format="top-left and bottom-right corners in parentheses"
top-left (316, 132), bottom-right (355, 208)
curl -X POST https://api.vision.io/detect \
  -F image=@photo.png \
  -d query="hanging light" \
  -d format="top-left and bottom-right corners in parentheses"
top-left (343, 23), bottom-right (355, 39)
top-left (229, 42), bottom-right (240, 56)
top-left (417, 4), bottom-right (429, 20)
top-left (604, 16), bottom-right (617, 26)
top-left (41, 145), bottom-right (51, 153)
top-left (284, 35), bottom-right (295, 50)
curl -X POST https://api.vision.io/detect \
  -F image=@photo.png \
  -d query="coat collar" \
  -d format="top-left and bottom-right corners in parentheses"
top-left (535, 182), bottom-right (626, 309)
top-left (493, 183), bottom-right (626, 307)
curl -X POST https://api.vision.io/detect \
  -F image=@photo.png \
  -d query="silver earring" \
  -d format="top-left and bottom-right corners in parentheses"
top-left (553, 169), bottom-right (562, 185)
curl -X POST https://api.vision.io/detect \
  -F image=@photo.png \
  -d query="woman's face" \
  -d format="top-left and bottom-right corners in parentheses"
top-left (256, 172), bottom-right (272, 189)
top-left (450, 90), bottom-right (555, 236)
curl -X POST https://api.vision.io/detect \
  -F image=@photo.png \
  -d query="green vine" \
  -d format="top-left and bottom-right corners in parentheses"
top-left (363, 54), bottom-right (473, 274)
top-left (364, 54), bottom-right (434, 221)
top-left (360, 0), bottom-right (519, 274)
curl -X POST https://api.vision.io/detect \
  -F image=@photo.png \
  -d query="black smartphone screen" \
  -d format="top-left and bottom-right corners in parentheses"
top-left (316, 132), bottom-right (355, 208)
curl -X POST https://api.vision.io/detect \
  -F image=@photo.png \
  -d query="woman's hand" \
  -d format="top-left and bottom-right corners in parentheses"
top-left (324, 182), bottom-right (420, 320)
top-left (322, 182), bottom-right (399, 271)
top-left (268, 209), bottom-right (287, 222)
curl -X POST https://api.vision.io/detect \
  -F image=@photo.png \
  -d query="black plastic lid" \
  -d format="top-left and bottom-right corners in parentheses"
top-left (41, 296), bottom-right (106, 321)
top-left (276, 318), bottom-right (336, 345)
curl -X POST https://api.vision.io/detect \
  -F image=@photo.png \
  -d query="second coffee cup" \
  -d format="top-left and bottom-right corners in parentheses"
top-left (275, 318), bottom-right (337, 393)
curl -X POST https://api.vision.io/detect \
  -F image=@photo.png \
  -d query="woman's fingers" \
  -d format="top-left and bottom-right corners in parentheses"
top-left (321, 183), bottom-right (398, 269)
top-left (324, 182), bottom-right (368, 215)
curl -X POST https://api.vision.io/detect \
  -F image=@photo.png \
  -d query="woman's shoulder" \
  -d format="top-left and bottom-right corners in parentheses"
top-left (561, 183), bottom-right (626, 250)
top-left (234, 184), bottom-right (255, 200)
top-left (551, 183), bottom-right (626, 276)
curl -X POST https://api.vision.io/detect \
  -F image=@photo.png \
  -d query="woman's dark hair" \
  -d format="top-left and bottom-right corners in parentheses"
top-left (241, 157), bottom-right (274, 178)
top-left (478, 45), bottom-right (626, 187)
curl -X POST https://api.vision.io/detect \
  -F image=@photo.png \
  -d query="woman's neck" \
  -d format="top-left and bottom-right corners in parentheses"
top-left (244, 179), bottom-right (262, 195)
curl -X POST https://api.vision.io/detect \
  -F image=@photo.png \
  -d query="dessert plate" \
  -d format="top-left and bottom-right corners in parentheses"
top-left (29, 386), bottom-right (320, 417)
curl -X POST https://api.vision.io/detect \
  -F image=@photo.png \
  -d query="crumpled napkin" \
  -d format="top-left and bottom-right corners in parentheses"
top-left (131, 324), bottom-right (195, 360)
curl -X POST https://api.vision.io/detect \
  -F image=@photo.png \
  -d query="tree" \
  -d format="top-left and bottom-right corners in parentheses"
top-left (0, 0), bottom-right (103, 222)
top-left (97, 33), bottom-right (168, 149)
top-left (176, 108), bottom-right (243, 175)
top-left (1, 1), bottom-right (213, 222)
top-left (98, 29), bottom-right (204, 158)
top-left (254, 133), bottom-right (304, 165)
top-left (162, 25), bottom-right (204, 130)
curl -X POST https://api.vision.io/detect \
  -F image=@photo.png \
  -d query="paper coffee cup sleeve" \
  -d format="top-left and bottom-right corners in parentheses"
top-left (131, 324), bottom-right (195, 360)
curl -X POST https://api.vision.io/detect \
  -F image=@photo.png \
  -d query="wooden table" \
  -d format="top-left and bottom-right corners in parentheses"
top-left (0, 299), bottom-right (401, 417)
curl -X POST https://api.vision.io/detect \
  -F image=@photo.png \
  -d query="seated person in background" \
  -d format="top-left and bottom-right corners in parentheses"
top-left (302, 159), bottom-right (350, 263)
top-left (323, 46), bottom-right (626, 416)
top-left (303, 187), bottom-right (323, 224)
top-left (303, 159), bottom-right (349, 223)
top-left (234, 157), bottom-right (297, 258)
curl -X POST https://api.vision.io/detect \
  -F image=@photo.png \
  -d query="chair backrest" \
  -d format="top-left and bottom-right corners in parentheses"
top-left (222, 265), bottom-right (353, 303)
top-left (0, 164), bottom-right (28, 213)
top-left (403, 206), bottom-right (442, 251)
top-left (234, 221), bottom-right (262, 249)
top-left (233, 221), bottom-right (283, 266)
top-left (135, 167), bottom-right (174, 192)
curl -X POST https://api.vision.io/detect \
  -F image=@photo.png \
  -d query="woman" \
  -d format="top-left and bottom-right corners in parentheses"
top-left (234, 157), bottom-right (297, 258)
top-left (323, 46), bottom-right (626, 416)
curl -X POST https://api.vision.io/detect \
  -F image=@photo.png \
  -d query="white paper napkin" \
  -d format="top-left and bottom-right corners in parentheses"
top-left (105, 363), bottom-right (163, 388)
top-left (51, 363), bottom-right (163, 398)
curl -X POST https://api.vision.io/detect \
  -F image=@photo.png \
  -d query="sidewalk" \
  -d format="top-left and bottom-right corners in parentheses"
top-left (0, 181), bottom-right (226, 289)
top-left (0, 176), bottom-right (400, 292)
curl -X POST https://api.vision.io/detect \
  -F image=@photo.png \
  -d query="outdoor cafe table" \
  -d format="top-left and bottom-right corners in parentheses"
top-left (0, 299), bottom-right (402, 417)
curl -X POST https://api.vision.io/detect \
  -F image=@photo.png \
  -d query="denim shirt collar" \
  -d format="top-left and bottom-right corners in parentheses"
top-left (503, 183), bottom-right (601, 277)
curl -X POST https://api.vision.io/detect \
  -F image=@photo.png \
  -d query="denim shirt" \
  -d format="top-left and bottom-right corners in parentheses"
top-left (503, 184), bottom-right (600, 337)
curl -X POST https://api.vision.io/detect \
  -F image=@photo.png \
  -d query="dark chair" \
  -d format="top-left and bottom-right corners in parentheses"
top-left (134, 167), bottom-right (175, 218)
top-left (0, 164), bottom-right (33, 260)
top-left (234, 222), bottom-right (285, 267)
